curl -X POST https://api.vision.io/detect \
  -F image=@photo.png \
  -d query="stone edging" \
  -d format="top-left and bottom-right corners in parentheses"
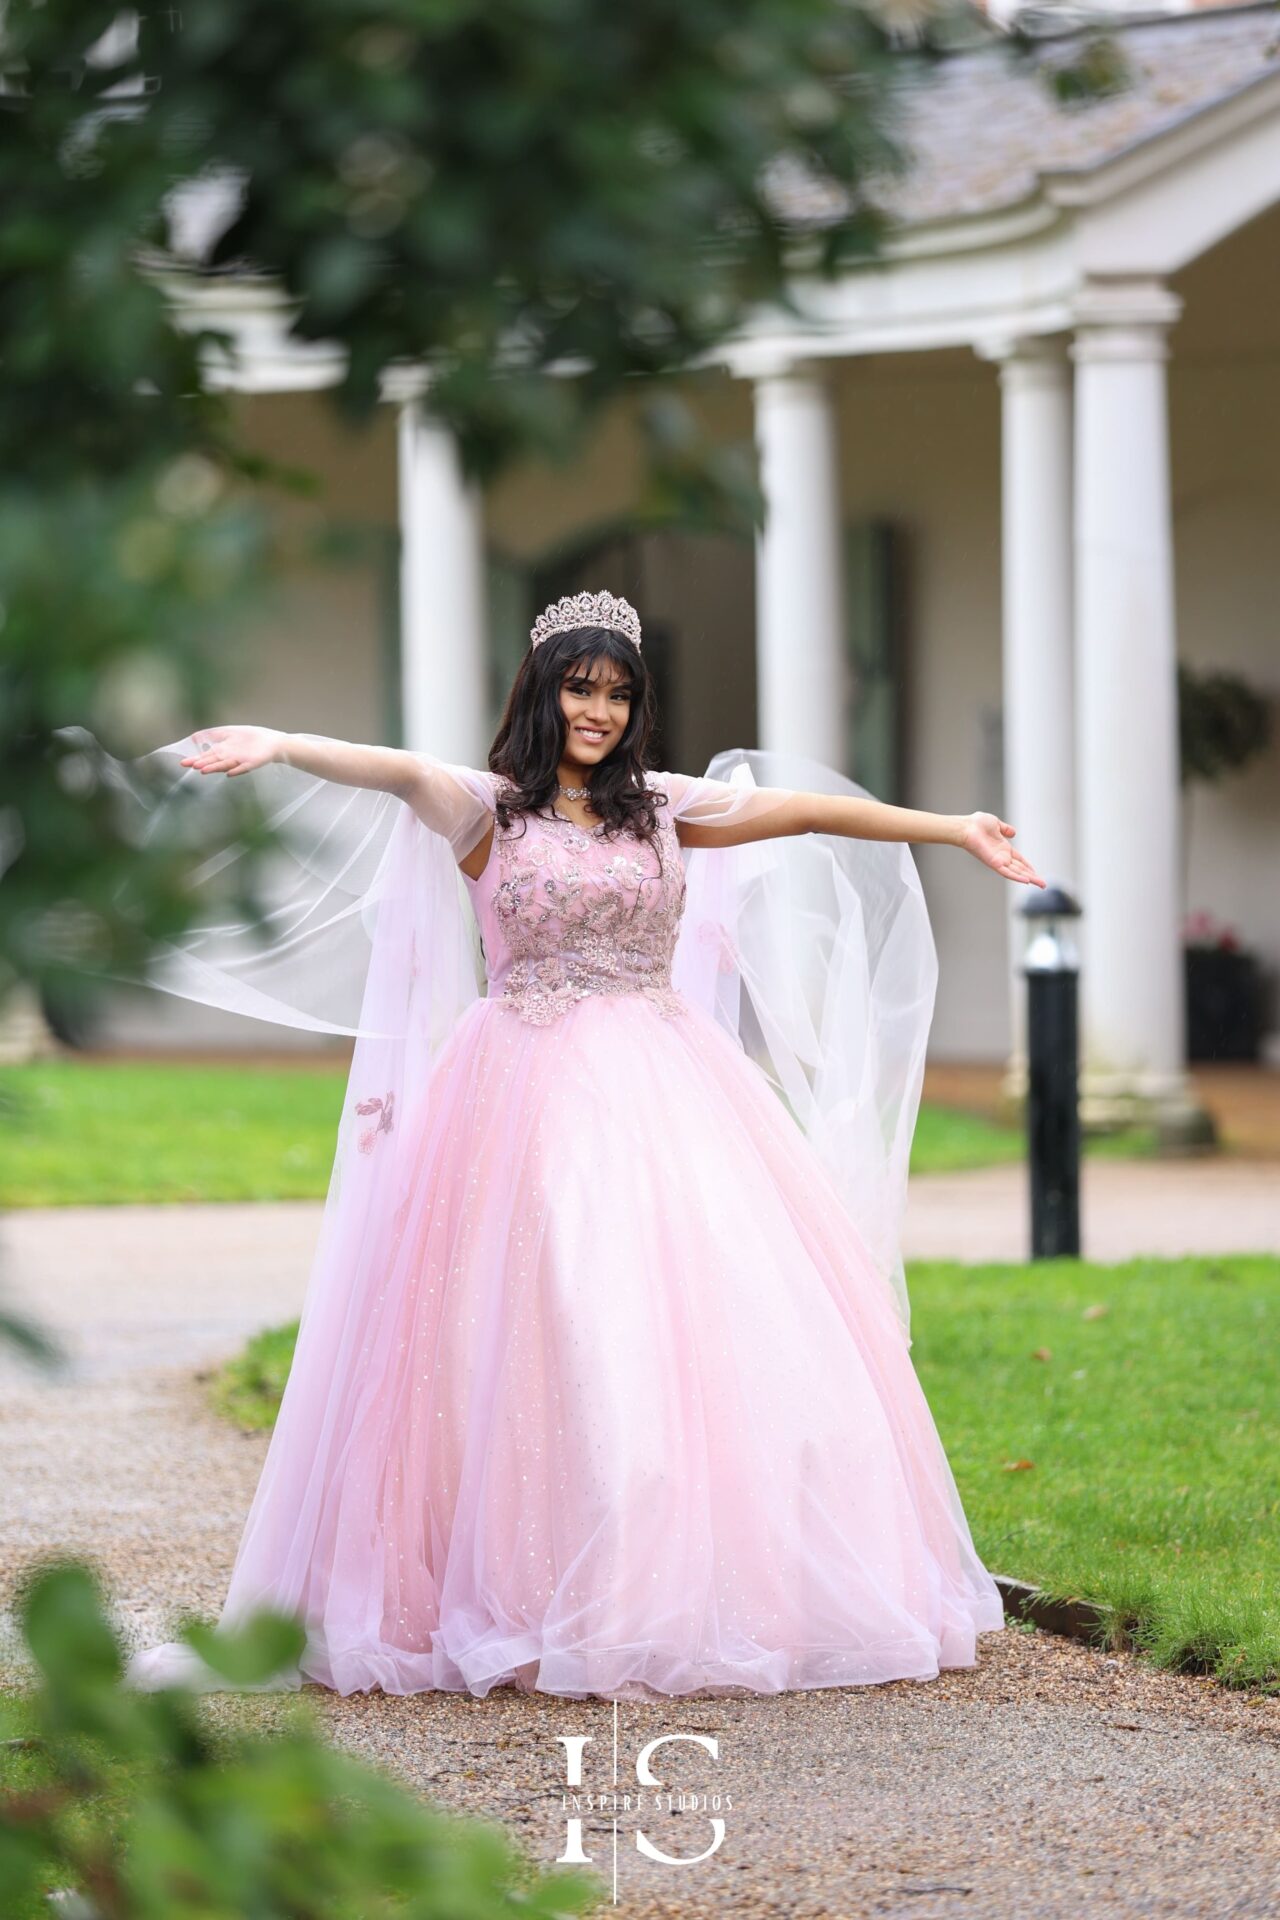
top-left (994, 1574), bottom-right (1111, 1646)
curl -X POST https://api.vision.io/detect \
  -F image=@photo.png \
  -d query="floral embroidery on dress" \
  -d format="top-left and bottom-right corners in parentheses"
top-left (355, 1090), bottom-right (395, 1153)
top-left (485, 774), bottom-right (688, 1026)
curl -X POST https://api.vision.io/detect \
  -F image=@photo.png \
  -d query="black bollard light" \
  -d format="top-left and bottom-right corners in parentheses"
top-left (1019, 884), bottom-right (1083, 1260)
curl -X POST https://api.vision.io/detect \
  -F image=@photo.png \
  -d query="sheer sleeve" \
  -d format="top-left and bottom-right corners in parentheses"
top-left (662, 767), bottom-right (795, 831)
top-left (668, 749), bottom-right (938, 1348)
top-left (404, 753), bottom-right (497, 863)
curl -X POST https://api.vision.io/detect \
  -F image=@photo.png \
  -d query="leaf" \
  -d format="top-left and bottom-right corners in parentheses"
top-left (20, 1563), bottom-right (123, 1690)
top-left (181, 1609), bottom-right (307, 1687)
top-left (0, 1305), bottom-right (64, 1371)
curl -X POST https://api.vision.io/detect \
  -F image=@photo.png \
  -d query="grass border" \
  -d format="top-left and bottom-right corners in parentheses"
top-left (994, 1575), bottom-right (1277, 1691)
top-left (994, 1574), bottom-right (1110, 1646)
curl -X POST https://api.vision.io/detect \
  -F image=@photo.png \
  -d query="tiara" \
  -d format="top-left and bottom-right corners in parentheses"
top-left (529, 590), bottom-right (642, 652)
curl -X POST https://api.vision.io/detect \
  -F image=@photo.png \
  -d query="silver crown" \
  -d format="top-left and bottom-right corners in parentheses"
top-left (529, 590), bottom-right (642, 652)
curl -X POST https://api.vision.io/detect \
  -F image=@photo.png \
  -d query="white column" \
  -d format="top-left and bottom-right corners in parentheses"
top-left (395, 392), bottom-right (489, 761)
top-left (751, 361), bottom-right (848, 768)
top-left (0, 985), bottom-right (58, 1064)
top-left (1071, 282), bottom-right (1193, 1123)
top-left (984, 338), bottom-right (1076, 1092)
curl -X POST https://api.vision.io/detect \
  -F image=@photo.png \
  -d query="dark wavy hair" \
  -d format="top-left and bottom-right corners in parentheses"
top-left (488, 624), bottom-right (669, 846)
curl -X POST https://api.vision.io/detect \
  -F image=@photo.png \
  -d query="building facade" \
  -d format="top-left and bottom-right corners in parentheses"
top-left (119, 7), bottom-right (1279, 1111)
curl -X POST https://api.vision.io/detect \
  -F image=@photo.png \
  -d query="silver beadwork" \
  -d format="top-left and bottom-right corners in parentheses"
top-left (487, 777), bottom-right (687, 1027)
top-left (529, 590), bottom-right (642, 652)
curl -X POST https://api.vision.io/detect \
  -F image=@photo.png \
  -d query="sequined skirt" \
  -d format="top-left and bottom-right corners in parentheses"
top-left (183, 988), bottom-right (1006, 1701)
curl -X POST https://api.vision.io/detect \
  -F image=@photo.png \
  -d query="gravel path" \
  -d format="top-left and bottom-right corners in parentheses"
top-left (2, 1192), bottom-right (1279, 1918)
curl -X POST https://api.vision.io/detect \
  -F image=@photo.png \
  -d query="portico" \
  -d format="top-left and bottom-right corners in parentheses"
top-left (156, 8), bottom-right (1280, 1105)
top-left (719, 293), bottom-right (1192, 1123)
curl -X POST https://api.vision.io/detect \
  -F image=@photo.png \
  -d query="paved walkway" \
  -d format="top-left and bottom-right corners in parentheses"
top-left (2, 1185), bottom-right (1278, 1917)
top-left (902, 1156), bottom-right (1280, 1264)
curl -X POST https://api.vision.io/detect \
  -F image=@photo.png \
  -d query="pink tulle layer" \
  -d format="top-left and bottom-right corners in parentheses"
top-left (160, 989), bottom-right (1002, 1702)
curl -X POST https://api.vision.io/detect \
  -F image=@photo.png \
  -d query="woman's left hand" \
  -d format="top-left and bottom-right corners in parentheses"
top-left (959, 811), bottom-right (1046, 888)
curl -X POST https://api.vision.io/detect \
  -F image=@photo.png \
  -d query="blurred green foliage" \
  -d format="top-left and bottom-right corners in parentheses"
top-left (123, 0), bottom-right (902, 471)
top-left (0, 0), bottom-right (909, 1029)
top-left (1177, 662), bottom-right (1271, 790)
top-left (0, 1562), bottom-right (601, 1919)
top-left (1040, 31), bottom-right (1131, 109)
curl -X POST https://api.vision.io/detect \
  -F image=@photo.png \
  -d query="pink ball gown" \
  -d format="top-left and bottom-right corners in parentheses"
top-left (116, 745), bottom-right (1006, 1700)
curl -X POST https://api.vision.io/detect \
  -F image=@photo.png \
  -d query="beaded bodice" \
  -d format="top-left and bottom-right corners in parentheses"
top-left (462, 773), bottom-right (688, 1026)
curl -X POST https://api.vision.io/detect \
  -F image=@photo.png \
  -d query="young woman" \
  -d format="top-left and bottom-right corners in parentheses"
top-left (125, 588), bottom-right (1043, 1702)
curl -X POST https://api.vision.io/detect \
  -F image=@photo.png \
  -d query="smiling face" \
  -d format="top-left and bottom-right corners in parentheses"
top-left (558, 655), bottom-right (634, 776)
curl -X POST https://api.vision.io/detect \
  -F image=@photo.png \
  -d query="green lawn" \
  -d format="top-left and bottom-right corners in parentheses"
top-left (210, 1254), bottom-right (1280, 1694)
top-left (0, 1059), bottom-right (1156, 1206)
top-left (908, 1100), bottom-right (1159, 1172)
top-left (0, 1060), bottom-right (348, 1207)
top-left (210, 1319), bottom-right (301, 1430)
top-left (911, 1253), bottom-right (1280, 1692)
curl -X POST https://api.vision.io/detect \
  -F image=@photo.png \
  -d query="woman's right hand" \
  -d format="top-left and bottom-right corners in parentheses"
top-left (180, 726), bottom-right (287, 778)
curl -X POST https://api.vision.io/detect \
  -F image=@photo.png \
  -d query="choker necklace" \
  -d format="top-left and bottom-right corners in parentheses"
top-left (557, 784), bottom-right (590, 800)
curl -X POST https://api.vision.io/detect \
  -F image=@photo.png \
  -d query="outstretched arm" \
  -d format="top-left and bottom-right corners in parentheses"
top-left (179, 726), bottom-right (422, 798)
top-left (675, 789), bottom-right (1046, 889)
top-left (177, 726), bottom-right (496, 857)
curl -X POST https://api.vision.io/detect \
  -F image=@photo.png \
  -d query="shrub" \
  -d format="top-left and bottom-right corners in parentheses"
top-left (0, 1562), bottom-right (600, 1920)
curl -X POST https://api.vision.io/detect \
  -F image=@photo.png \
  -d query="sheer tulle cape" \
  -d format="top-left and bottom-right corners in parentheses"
top-left (86, 734), bottom-right (948, 1694)
top-left (672, 749), bottom-right (937, 1341)
top-left (80, 730), bottom-right (935, 1339)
